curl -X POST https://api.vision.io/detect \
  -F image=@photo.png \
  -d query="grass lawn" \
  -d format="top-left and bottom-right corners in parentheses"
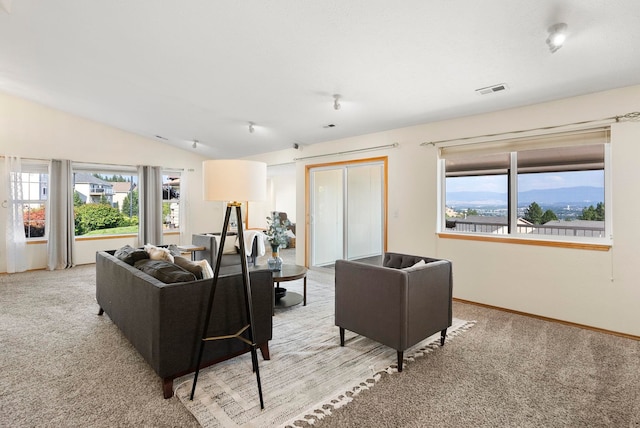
top-left (82, 226), bottom-right (138, 236)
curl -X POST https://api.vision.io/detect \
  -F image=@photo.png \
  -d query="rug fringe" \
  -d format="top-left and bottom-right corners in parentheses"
top-left (282, 320), bottom-right (476, 427)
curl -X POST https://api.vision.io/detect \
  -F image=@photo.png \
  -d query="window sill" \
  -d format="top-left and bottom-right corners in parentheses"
top-left (26, 239), bottom-right (47, 245)
top-left (437, 232), bottom-right (611, 251)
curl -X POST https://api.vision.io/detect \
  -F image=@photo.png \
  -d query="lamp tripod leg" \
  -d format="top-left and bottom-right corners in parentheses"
top-left (190, 205), bottom-right (265, 409)
top-left (236, 205), bottom-right (265, 409)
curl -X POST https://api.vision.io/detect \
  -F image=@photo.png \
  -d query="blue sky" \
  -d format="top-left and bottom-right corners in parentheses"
top-left (446, 170), bottom-right (604, 193)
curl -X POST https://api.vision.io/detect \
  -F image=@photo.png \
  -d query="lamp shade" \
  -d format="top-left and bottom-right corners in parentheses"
top-left (202, 159), bottom-right (267, 202)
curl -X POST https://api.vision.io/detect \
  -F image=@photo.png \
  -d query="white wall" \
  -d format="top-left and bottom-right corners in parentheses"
top-left (249, 85), bottom-right (640, 337)
top-left (0, 91), bottom-right (221, 270)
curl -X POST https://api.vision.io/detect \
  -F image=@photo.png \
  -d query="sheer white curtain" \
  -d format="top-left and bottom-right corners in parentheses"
top-left (5, 156), bottom-right (28, 273)
top-left (47, 159), bottom-right (75, 270)
top-left (137, 165), bottom-right (163, 245)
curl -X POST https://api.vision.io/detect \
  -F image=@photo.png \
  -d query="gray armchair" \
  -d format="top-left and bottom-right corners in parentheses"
top-left (192, 232), bottom-right (260, 270)
top-left (335, 252), bottom-right (453, 372)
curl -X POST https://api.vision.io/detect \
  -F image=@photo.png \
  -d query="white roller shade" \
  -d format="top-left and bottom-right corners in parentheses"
top-left (443, 128), bottom-right (609, 176)
top-left (440, 128), bottom-right (610, 160)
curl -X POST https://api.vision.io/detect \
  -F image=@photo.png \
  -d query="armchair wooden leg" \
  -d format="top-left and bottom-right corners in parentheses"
top-left (259, 342), bottom-right (271, 360)
top-left (440, 328), bottom-right (447, 346)
top-left (397, 351), bottom-right (404, 372)
top-left (97, 308), bottom-right (104, 316)
top-left (339, 327), bottom-right (345, 346)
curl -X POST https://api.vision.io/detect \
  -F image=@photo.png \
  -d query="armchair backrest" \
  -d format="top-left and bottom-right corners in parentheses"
top-left (383, 252), bottom-right (442, 269)
top-left (192, 233), bottom-right (259, 269)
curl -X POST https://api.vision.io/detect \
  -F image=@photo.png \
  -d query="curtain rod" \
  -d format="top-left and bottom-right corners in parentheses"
top-left (293, 142), bottom-right (399, 161)
top-left (420, 111), bottom-right (640, 147)
top-left (266, 161), bottom-right (296, 167)
top-left (0, 155), bottom-right (50, 162)
top-left (1, 156), bottom-right (184, 172)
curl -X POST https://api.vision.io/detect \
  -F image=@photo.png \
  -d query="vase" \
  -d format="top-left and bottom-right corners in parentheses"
top-left (267, 245), bottom-right (283, 272)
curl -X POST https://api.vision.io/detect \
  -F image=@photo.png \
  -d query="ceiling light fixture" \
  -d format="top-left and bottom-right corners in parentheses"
top-left (249, 122), bottom-right (255, 133)
top-left (546, 23), bottom-right (568, 53)
top-left (333, 94), bottom-right (341, 110)
top-left (192, 139), bottom-right (198, 149)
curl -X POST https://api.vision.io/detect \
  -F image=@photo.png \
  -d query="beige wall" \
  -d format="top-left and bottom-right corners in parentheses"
top-left (250, 85), bottom-right (640, 337)
top-left (2, 85), bottom-right (639, 336)
top-left (0, 91), bottom-right (222, 270)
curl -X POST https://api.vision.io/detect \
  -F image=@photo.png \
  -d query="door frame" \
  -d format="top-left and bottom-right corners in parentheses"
top-left (305, 156), bottom-right (388, 267)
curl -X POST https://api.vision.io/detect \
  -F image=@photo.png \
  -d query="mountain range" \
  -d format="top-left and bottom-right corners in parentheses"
top-left (447, 186), bottom-right (604, 207)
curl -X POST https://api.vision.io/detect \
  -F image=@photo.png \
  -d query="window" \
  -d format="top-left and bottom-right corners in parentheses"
top-left (72, 164), bottom-right (138, 237)
top-left (441, 128), bottom-right (610, 242)
top-left (162, 171), bottom-right (181, 231)
top-left (13, 161), bottom-right (49, 239)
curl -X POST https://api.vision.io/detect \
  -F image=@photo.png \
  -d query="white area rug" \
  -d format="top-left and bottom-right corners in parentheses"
top-left (174, 268), bottom-right (474, 427)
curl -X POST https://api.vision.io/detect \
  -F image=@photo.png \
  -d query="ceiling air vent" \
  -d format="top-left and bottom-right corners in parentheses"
top-left (475, 83), bottom-right (509, 95)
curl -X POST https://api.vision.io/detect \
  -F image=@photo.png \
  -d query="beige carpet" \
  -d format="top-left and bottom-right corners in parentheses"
top-left (174, 267), bottom-right (473, 427)
top-left (2, 254), bottom-right (639, 427)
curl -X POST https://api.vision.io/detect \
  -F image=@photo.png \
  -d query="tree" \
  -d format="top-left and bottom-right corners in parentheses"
top-left (465, 208), bottom-right (479, 216)
top-left (541, 209), bottom-right (558, 224)
top-left (121, 190), bottom-right (139, 218)
top-left (579, 202), bottom-right (605, 221)
top-left (524, 202), bottom-right (544, 224)
top-left (74, 203), bottom-right (126, 235)
top-left (595, 202), bottom-right (605, 220)
top-left (73, 190), bottom-right (84, 207)
top-left (24, 207), bottom-right (46, 237)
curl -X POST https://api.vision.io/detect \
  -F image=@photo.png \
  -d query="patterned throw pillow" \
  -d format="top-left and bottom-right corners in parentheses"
top-left (144, 243), bottom-right (174, 263)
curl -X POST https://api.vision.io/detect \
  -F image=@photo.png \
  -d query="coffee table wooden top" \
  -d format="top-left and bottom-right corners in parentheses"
top-left (257, 264), bottom-right (307, 282)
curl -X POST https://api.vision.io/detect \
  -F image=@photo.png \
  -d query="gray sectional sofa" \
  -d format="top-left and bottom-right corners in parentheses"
top-left (95, 249), bottom-right (273, 398)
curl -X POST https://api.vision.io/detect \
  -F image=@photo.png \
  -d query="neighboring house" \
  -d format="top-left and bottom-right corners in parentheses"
top-left (163, 176), bottom-right (180, 228)
top-left (73, 173), bottom-right (114, 205)
top-left (112, 181), bottom-right (136, 212)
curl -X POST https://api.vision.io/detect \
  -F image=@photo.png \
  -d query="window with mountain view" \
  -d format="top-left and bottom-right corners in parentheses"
top-left (441, 129), bottom-right (609, 242)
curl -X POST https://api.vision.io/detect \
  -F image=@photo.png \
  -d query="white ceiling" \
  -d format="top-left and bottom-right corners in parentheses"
top-left (1, 1), bottom-right (639, 159)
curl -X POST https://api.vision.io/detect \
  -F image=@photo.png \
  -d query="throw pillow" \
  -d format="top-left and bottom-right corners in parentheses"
top-left (193, 259), bottom-right (214, 279)
top-left (402, 259), bottom-right (426, 271)
top-left (134, 259), bottom-right (197, 283)
top-left (166, 244), bottom-right (182, 258)
top-left (173, 256), bottom-right (204, 280)
top-left (114, 245), bottom-right (149, 266)
top-left (144, 243), bottom-right (175, 263)
top-left (221, 237), bottom-right (239, 255)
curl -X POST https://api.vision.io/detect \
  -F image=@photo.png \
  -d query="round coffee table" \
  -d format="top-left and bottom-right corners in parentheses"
top-left (259, 264), bottom-right (308, 311)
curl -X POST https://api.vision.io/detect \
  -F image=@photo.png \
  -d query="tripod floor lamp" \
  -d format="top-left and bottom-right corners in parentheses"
top-left (190, 159), bottom-right (267, 409)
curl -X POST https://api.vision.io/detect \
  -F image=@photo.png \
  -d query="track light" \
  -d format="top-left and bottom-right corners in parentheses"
top-left (546, 23), bottom-right (568, 53)
top-left (192, 139), bottom-right (198, 149)
top-left (333, 94), bottom-right (341, 110)
top-left (249, 122), bottom-right (255, 133)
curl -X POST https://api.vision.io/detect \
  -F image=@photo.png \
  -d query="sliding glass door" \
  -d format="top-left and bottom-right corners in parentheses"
top-left (309, 160), bottom-right (385, 267)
